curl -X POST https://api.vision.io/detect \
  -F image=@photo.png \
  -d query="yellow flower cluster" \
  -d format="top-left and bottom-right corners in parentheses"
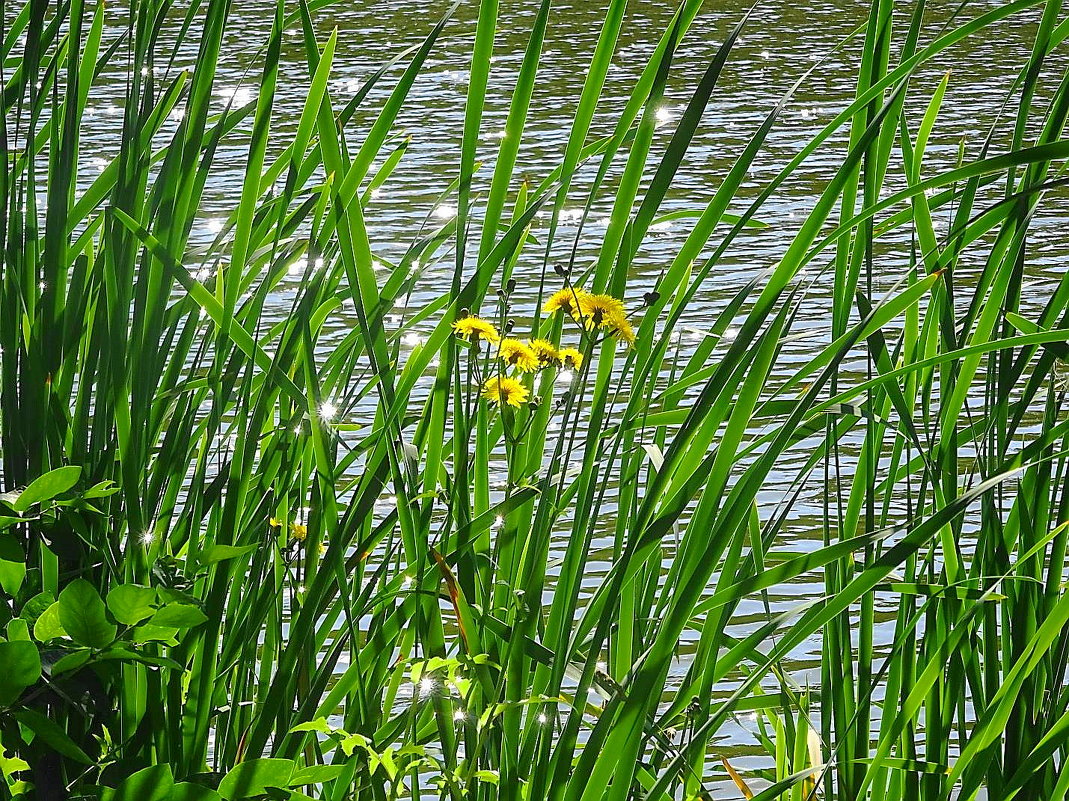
top-left (481, 338), bottom-right (584, 408)
top-left (543, 288), bottom-right (636, 346)
top-left (481, 376), bottom-right (529, 408)
top-left (452, 315), bottom-right (584, 371)
top-left (455, 291), bottom-right (628, 411)
top-left (498, 339), bottom-right (540, 372)
top-left (494, 338), bottom-right (582, 372)
top-left (271, 516), bottom-right (309, 544)
top-left (451, 316), bottom-right (500, 343)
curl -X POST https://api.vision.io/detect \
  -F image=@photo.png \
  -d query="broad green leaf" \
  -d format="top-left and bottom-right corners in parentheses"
top-left (0, 530), bottom-right (25, 594)
top-left (149, 603), bottom-right (208, 628)
top-left (51, 649), bottom-right (92, 676)
top-left (133, 625), bottom-right (179, 645)
top-left (33, 602), bottom-right (66, 642)
top-left (0, 641), bottom-right (41, 706)
top-left (169, 784), bottom-right (224, 801)
top-left (58, 579), bottom-right (116, 648)
top-left (13, 466), bottom-right (82, 512)
top-left (218, 758), bottom-right (295, 800)
top-left (106, 585), bottom-right (158, 626)
top-left (12, 708), bottom-right (93, 764)
top-left (18, 592), bottom-right (54, 629)
top-left (97, 647), bottom-right (183, 671)
top-left (102, 764), bottom-right (174, 801)
top-left (289, 764), bottom-right (347, 784)
top-left (197, 544), bottom-right (259, 565)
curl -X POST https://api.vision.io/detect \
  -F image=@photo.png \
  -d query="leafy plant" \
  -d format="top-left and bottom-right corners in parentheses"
top-left (2, 0), bottom-right (1069, 799)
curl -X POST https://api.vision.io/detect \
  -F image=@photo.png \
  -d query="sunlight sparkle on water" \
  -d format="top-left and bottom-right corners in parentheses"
top-left (654, 106), bottom-right (674, 126)
top-left (288, 256), bottom-right (323, 277)
top-left (216, 86), bottom-right (256, 107)
top-left (318, 401), bottom-right (338, 422)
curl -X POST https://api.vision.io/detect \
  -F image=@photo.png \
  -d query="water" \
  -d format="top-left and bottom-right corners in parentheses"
top-left (72, 0), bottom-right (1069, 791)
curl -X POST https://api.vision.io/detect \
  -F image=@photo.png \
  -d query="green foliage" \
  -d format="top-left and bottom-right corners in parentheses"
top-left (1, 0), bottom-right (1069, 799)
top-left (0, 642), bottom-right (40, 707)
top-left (58, 579), bottom-right (116, 648)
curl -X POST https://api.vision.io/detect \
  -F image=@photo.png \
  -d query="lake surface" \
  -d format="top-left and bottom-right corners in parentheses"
top-left (76, 0), bottom-right (1068, 790)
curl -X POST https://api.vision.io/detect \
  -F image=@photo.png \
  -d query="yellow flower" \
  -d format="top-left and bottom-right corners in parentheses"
top-left (498, 339), bottom-right (539, 372)
top-left (481, 376), bottom-right (530, 408)
top-left (577, 294), bottom-right (626, 330)
top-left (543, 288), bottom-right (587, 317)
top-left (607, 314), bottom-right (636, 346)
top-left (452, 316), bottom-right (500, 343)
top-left (529, 339), bottom-right (559, 367)
top-left (557, 347), bottom-right (584, 369)
top-left (290, 522), bottom-right (308, 541)
top-left (269, 517), bottom-right (282, 528)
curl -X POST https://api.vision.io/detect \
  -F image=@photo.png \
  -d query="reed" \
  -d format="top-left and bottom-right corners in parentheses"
top-left (2, 0), bottom-right (1069, 799)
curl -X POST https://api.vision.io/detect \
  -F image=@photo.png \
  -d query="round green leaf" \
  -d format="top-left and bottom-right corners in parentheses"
top-left (106, 584), bottom-right (157, 626)
top-left (133, 624), bottom-right (179, 645)
top-left (52, 649), bottom-right (92, 676)
top-left (170, 783), bottom-right (223, 801)
top-left (33, 602), bottom-right (66, 642)
top-left (102, 764), bottom-right (174, 801)
top-left (0, 641), bottom-right (41, 706)
top-left (149, 603), bottom-right (208, 628)
top-left (59, 579), bottom-right (116, 648)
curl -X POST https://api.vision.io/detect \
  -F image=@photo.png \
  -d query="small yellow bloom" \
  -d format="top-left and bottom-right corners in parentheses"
top-left (452, 316), bottom-right (500, 343)
top-left (269, 517), bottom-right (282, 528)
top-left (290, 523), bottom-right (308, 541)
top-left (577, 294), bottom-right (626, 330)
top-left (557, 347), bottom-right (584, 369)
top-left (529, 339), bottom-right (559, 367)
top-left (543, 288), bottom-right (587, 317)
top-left (498, 339), bottom-right (539, 372)
top-left (607, 314), bottom-right (636, 346)
top-left (481, 376), bottom-right (530, 408)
